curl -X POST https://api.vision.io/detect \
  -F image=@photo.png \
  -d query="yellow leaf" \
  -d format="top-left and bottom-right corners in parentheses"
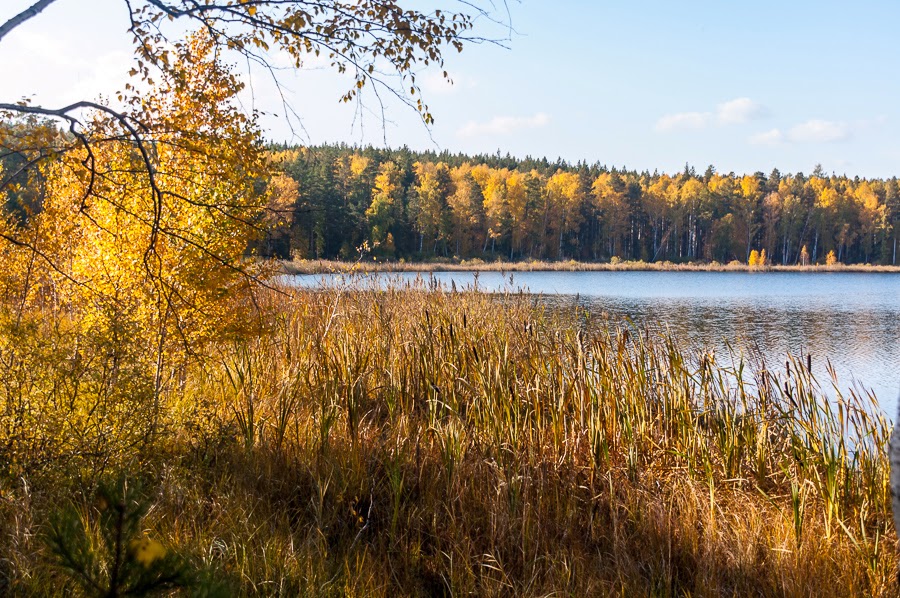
top-left (129, 537), bottom-right (167, 568)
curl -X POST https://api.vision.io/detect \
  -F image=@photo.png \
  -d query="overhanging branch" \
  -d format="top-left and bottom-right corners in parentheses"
top-left (0, 0), bottom-right (60, 44)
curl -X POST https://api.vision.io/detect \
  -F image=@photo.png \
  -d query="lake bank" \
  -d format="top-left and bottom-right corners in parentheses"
top-left (282, 258), bottom-right (900, 275)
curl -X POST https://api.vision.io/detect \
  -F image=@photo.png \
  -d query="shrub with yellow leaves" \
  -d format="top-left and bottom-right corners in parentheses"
top-left (0, 32), bottom-right (271, 479)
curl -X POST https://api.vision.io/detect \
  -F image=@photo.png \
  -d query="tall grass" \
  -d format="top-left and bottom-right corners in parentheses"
top-left (1, 278), bottom-right (895, 595)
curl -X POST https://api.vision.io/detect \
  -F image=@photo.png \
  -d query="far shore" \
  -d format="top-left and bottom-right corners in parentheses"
top-left (280, 258), bottom-right (900, 275)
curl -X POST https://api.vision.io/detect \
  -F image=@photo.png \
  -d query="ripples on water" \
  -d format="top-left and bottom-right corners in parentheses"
top-left (287, 270), bottom-right (900, 416)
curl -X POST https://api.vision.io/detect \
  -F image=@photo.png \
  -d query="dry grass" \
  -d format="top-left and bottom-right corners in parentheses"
top-left (283, 258), bottom-right (900, 275)
top-left (1, 279), bottom-right (896, 595)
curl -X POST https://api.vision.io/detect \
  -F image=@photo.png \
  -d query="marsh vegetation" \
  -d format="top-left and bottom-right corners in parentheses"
top-left (1, 281), bottom-right (895, 595)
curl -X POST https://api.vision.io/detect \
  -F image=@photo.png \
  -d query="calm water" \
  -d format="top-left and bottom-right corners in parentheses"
top-left (288, 271), bottom-right (900, 415)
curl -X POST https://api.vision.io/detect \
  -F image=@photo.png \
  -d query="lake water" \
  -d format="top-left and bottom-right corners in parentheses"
top-left (287, 271), bottom-right (900, 416)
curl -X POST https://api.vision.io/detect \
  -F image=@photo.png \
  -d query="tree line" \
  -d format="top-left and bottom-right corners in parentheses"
top-left (261, 144), bottom-right (900, 266)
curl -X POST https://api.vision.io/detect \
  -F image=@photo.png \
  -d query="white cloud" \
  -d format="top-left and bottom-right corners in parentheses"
top-left (749, 120), bottom-right (852, 147)
top-left (787, 119), bottom-right (851, 143)
top-left (0, 26), bottom-right (133, 107)
top-left (7, 28), bottom-right (76, 66)
top-left (656, 97), bottom-right (766, 132)
top-left (749, 128), bottom-right (784, 146)
top-left (457, 112), bottom-right (550, 138)
top-left (717, 97), bottom-right (765, 124)
top-left (655, 111), bottom-right (711, 131)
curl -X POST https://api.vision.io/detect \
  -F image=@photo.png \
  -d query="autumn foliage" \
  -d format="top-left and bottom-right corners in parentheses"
top-left (268, 148), bottom-right (900, 266)
top-left (0, 33), bottom-right (269, 480)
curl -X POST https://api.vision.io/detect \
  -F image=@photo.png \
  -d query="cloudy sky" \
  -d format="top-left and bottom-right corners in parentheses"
top-left (3, 0), bottom-right (900, 177)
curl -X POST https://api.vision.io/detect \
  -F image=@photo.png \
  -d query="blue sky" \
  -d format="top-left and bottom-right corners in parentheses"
top-left (3, 0), bottom-right (900, 177)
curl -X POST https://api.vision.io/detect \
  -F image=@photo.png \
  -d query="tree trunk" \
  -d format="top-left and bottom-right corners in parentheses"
top-left (813, 229), bottom-right (818, 263)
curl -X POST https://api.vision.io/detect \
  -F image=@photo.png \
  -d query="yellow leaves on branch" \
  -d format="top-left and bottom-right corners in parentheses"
top-left (7, 30), bottom-right (268, 352)
top-left (0, 31), bottom-right (274, 475)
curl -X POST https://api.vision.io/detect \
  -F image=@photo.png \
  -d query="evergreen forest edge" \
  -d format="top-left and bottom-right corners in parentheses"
top-left (261, 144), bottom-right (900, 267)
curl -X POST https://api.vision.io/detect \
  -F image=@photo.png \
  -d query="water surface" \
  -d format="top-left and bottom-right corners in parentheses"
top-left (288, 271), bottom-right (900, 415)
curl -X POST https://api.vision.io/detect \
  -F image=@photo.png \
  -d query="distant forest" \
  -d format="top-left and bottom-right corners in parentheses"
top-left (261, 144), bottom-right (900, 265)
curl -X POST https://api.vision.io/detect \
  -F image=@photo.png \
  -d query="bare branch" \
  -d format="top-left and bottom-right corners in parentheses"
top-left (0, 0), bottom-right (60, 44)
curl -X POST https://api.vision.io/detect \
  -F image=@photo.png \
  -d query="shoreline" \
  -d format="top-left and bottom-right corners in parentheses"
top-left (280, 258), bottom-right (900, 275)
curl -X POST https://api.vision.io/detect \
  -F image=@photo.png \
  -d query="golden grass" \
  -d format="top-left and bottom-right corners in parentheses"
top-left (1, 280), bottom-right (896, 595)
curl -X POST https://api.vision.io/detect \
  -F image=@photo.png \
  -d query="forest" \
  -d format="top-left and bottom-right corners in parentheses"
top-left (263, 144), bottom-right (900, 266)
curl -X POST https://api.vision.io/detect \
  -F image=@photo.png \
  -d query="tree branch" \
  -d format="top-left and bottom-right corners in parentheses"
top-left (0, 0), bottom-right (60, 44)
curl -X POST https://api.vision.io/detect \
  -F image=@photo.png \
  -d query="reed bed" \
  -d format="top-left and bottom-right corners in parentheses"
top-left (1, 278), bottom-right (896, 595)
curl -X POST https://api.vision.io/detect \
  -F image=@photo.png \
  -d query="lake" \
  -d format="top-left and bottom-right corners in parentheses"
top-left (287, 270), bottom-right (900, 416)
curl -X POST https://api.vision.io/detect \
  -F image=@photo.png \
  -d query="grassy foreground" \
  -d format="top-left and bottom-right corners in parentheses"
top-left (1, 280), bottom-right (896, 595)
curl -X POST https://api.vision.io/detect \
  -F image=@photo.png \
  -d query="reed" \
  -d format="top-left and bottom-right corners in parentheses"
top-left (1, 277), bottom-right (895, 595)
